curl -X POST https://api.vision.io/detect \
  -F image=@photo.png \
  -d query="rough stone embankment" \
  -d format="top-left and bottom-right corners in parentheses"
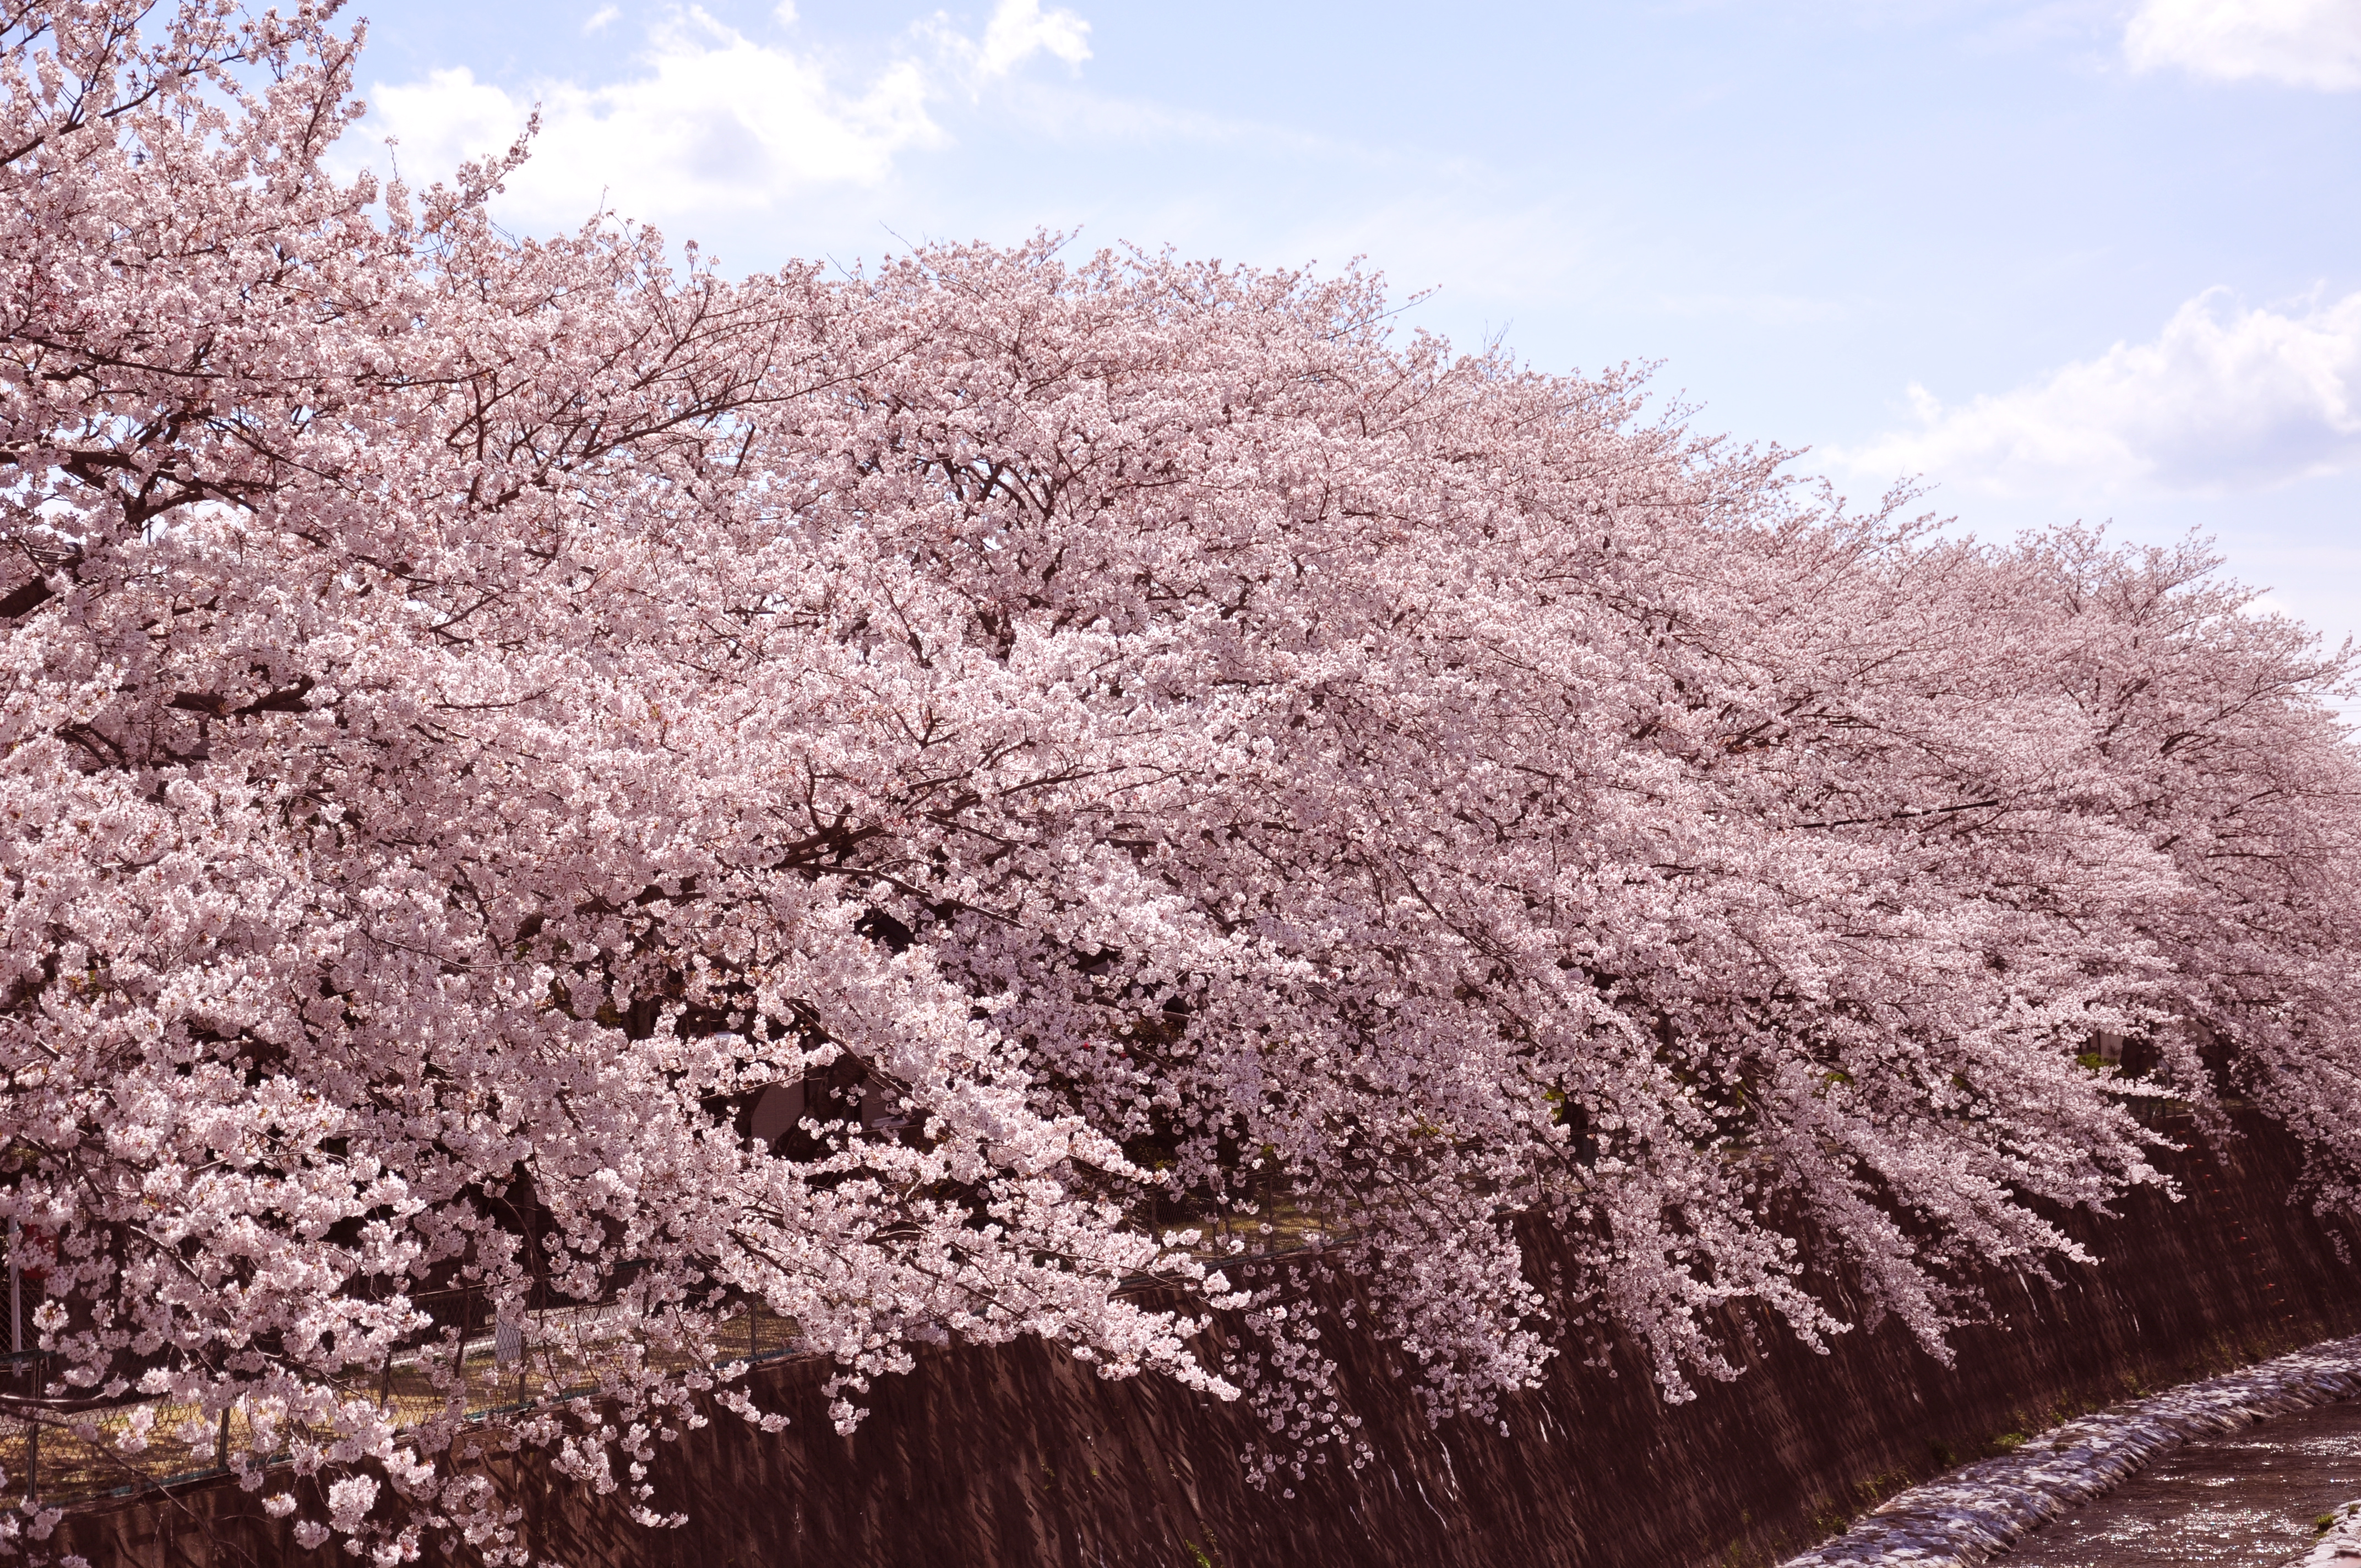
top-left (55, 1108), bottom-right (2361, 1568)
top-left (1785, 1336), bottom-right (2361, 1565)
top-left (2294, 1499), bottom-right (2361, 1564)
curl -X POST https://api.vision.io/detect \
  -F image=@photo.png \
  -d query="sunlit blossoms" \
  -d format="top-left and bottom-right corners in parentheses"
top-left (5, 2), bottom-right (2361, 1559)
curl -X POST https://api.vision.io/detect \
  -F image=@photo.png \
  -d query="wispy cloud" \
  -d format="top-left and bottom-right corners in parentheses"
top-left (2125, 0), bottom-right (2361, 90)
top-left (978, 0), bottom-right (1090, 76)
top-left (353, 1), bottom-right (1092, 232)
top-left (582, 4), bottom-right (619, 35)
top-left (1831, 288), bottom-right (2361, 498)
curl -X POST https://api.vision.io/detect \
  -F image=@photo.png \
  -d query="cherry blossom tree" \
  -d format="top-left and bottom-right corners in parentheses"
top-left (3, 2), bottom-right (2358, 1558)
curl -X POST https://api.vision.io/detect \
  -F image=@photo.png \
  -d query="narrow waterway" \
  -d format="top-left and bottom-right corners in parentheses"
top-left (1996, 1396), bottom-right (2361, 1566)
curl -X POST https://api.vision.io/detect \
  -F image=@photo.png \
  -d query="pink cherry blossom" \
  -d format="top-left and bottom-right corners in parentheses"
top-left (3, 3), bottom-right (2359, 1557)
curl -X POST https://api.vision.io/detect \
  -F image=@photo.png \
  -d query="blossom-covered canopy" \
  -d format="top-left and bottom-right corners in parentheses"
top-left (4, 3), bottom-right (2358, 1558)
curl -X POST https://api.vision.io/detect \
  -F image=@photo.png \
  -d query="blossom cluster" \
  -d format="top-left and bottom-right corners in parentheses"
top-left (5, 2), bottom-right (2361, 1556)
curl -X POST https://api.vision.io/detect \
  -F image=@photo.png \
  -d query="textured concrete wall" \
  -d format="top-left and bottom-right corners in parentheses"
top-left (56, 1108), bottom-right (2361, 1568)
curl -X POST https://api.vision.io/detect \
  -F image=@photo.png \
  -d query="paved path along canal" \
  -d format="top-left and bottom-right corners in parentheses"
top-left (1998, 1397), bottom-right (2361, 1566)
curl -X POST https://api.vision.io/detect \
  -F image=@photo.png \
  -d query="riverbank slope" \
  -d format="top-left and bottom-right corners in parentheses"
top-left (61, 1108), bottom-right (2361, 1568)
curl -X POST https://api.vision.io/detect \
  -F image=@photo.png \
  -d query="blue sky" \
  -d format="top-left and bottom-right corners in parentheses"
top-left (346, 0), bottom-right (2361, 654)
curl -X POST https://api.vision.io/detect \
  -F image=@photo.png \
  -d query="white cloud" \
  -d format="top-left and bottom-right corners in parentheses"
top-left (353, 1), bottom-right (1091, 233)
top-left (2125, 0), bottom-right (2361, 90)
top-left (1832, 288), bottom-right (2361, 498)
top-left (979, 0), bottom-right (1091, 77)
top-left (583, 5), bottom-right (620, 35)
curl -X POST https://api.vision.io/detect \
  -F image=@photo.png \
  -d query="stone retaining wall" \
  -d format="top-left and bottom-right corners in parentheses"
top-left (56, 1108), bottom-right (2361, 1568)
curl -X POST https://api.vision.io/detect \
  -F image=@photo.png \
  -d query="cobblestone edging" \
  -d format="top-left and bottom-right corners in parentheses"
top-left (2292, 1499), bottom-right (2361, 1565)
top-left (1783, 1334), bottom-right (2361, 1566)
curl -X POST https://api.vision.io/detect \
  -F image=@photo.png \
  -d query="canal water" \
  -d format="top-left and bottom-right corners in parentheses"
top-left (1998, 1396), bottom-right (2361, 1566)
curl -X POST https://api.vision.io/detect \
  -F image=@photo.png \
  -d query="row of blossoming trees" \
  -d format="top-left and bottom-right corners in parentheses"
top-left (4, 1), bottom-right (2360, 1559)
